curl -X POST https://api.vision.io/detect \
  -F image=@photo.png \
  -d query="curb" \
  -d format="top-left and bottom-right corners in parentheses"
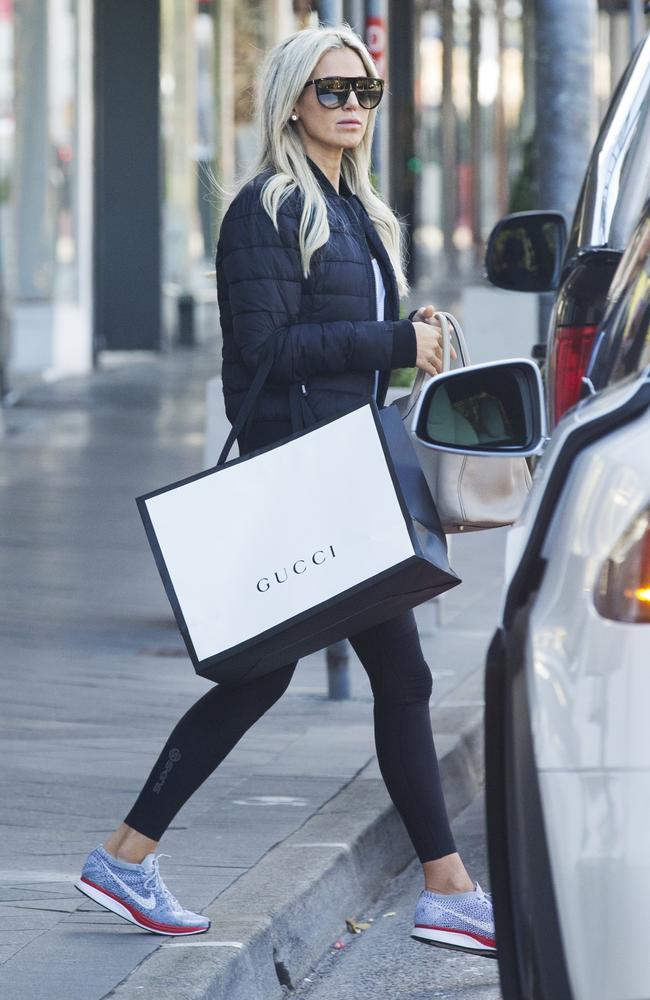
top-left (106, 683), bottom-right (485, 1000)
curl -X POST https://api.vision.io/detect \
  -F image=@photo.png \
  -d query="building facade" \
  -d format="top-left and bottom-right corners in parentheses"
top-left (0, 0), bottom-right (647, 396)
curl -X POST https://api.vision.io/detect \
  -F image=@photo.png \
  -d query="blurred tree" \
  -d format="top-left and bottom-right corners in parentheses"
top-left (508, 134), bottom-right (537, 214)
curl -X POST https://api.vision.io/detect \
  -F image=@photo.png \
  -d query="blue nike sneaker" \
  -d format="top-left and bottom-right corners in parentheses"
top-left (411, 882), bottom-right (497, 957)
top-left (75, 845), bottom-right (210, 935)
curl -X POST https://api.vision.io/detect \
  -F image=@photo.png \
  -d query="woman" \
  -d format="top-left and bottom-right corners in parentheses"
top-left (75, 24), bottom-right (495, 958)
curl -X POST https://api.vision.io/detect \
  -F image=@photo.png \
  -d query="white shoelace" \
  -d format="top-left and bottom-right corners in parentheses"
top-left (474, 882), bottom-right (492, 906)
top-left (143, 852), bottom-right (184, 913)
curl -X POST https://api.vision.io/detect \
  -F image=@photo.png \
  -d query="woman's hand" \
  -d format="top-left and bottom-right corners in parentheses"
top-left (411, 304), bottom-right (457, 376)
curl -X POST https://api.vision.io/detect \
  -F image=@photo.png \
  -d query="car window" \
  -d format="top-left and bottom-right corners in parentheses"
top-left (608, 98), bottom-right (650, 249)
top-left (565, 34), bottom-right (650, 258)
top-left (587, 207), bottom-right (650, 389)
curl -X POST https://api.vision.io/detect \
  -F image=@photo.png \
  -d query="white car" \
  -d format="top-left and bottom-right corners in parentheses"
top-left (412, 199), bottom-right (650, 1000)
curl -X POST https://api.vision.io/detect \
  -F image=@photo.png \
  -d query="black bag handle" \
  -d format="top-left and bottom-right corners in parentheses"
top-left (216, 345), bottom-right (317, 467)
top-left (216, 346), bottom-right (274, 466)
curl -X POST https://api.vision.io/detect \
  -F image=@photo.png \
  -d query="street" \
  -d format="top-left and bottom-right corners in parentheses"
top-left (293, 792), bottom-right (500, 1000)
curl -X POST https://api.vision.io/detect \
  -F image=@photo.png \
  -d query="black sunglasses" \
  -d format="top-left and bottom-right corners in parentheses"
top-left (304, 76), bottom-right (384, 110)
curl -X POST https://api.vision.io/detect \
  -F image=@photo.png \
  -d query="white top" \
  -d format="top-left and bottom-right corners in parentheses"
top-left (371, 258), bottom-right (386, 401)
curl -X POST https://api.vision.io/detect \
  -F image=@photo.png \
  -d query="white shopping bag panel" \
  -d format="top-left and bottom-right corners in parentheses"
top-left (144, 405), bottom-right (414, 661)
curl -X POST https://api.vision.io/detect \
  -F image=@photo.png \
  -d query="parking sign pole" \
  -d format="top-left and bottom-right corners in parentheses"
top-left (318, 0), bottom-right (343, 25)
top-left (629, 0), bottom-right (644, 52)
top-left (366, 0), bottom-right (387, 186)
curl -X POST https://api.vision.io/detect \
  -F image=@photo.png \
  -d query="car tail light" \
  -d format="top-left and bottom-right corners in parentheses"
top-left (553, 325), bottom-right (599, 424)
top-left (594, 508), bottom-right (650, 623)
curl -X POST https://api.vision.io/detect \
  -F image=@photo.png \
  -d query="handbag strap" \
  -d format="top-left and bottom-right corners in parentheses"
top-left (216, 346), bottom-right (317, 468)
top-left (440, 311), bottom-right (472, 367)
top-left (217, 346), bottom-right (275, 467)
top-left (404, 310), bottom-right (472, 411)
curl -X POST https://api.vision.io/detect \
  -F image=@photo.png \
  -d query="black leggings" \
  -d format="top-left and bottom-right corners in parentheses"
top-left (124, 608), bottom-right (456, 863)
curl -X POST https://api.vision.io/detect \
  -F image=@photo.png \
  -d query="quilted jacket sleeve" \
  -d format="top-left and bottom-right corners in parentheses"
top-left (217, 202), bottom-right (416, 383)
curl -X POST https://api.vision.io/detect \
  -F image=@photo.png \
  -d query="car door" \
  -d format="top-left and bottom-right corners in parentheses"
top-left (485, 206), bottom-right (650, 1000)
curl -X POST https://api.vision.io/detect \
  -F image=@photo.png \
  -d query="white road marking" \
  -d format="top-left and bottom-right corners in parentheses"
top-left (232, 796), bottom-right (308, 806)
top-left (290, 842), bottom-right (350, 850)
top-left (0, 871), bottom-right (77, 883)
top-left (161, 941), bottom-right (243, 948)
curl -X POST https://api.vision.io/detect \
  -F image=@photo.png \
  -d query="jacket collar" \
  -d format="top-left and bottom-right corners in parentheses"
top-left (307, 155), bottom-right (399, 326)
top-left (306, 156), bottom-right (353, 199)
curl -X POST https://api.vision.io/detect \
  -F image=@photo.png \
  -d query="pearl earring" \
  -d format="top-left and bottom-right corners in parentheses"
top-left (290, 113), bottom-right (298, 122)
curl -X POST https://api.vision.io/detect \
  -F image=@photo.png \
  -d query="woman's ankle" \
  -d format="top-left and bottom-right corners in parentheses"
top-left (422, 852), bottom-right (474, 894)
top-left (424, 877), bottom-right (475, 894)
top-left (103, 824), bottom-right (158, 865)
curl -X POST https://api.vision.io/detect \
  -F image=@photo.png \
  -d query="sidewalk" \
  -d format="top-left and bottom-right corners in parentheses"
top-left (0, 344), bottom-right (507, 1000)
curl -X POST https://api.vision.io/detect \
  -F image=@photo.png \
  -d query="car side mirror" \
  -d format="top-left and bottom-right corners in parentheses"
top-left (411, 360), bottom-right (547, 457)
top-left (485, 211), bottom-right (567, 292)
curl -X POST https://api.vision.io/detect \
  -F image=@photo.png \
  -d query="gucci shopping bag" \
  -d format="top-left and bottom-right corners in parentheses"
top-left (136, 354), bottom-right (460, 686)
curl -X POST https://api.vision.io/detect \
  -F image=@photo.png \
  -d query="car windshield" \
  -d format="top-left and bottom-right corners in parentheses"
top-left (565, 33), bottom-right (650, 258)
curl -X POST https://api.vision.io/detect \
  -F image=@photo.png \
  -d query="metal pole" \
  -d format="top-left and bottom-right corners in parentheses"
top-left (177, 293), bottom-right (196, 346)
top-left (469, 0), bottom-right (482, 270)
top-left (327, 639), bottom-right (351, 700)
top-left (629, 0), bottom-right (644, 53)
top-left (344, 0), bottom-right (364, 34)
top-left (365, 1), bottom-right (387, 73)
top-left (366, 0), bottom-right (388, 185)
top-left (534, 0), bottom-right (597, 346)
top-left (441, 0), bottom-right (458, 278)
top-left (495, 0), bottom-right (508, 218)
top-left (14, 0), bottom-right (53, 300)
top-left (319, 0), bottom-right (343, 25)
top-left (387, 0), bottom-right (415, 278)
top-left (0, 231), bottom-right (9, 409)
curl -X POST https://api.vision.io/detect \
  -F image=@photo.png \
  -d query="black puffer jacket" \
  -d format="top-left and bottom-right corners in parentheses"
top-left (216, 157), bottom-right (417, 443)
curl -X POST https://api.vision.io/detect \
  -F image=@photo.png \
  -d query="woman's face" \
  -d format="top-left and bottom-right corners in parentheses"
top-left (293, 46), bottom-right (371, 155)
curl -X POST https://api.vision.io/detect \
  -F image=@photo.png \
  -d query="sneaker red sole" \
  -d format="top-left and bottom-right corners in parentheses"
top-left (74, 877), bottom-right (210, 936)
top-left (411, 924), bottom-right (497, 958)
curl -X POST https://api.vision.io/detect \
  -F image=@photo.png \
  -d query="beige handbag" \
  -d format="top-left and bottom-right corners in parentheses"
top-left (394, 311), bottom-right (532, 533)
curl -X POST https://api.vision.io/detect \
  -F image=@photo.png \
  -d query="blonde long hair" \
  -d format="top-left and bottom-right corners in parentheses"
top-left (230, 24), bottom-right (409, 298)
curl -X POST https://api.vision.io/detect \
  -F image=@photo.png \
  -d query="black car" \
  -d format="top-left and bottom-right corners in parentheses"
top-left (485, 30), bottom-right (650, 429)
top-left (585, 196), bottom-right (650, 392)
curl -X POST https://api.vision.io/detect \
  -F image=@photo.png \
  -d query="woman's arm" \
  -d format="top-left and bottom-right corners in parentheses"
top-left (217, 204), bottom-right (417, 383)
